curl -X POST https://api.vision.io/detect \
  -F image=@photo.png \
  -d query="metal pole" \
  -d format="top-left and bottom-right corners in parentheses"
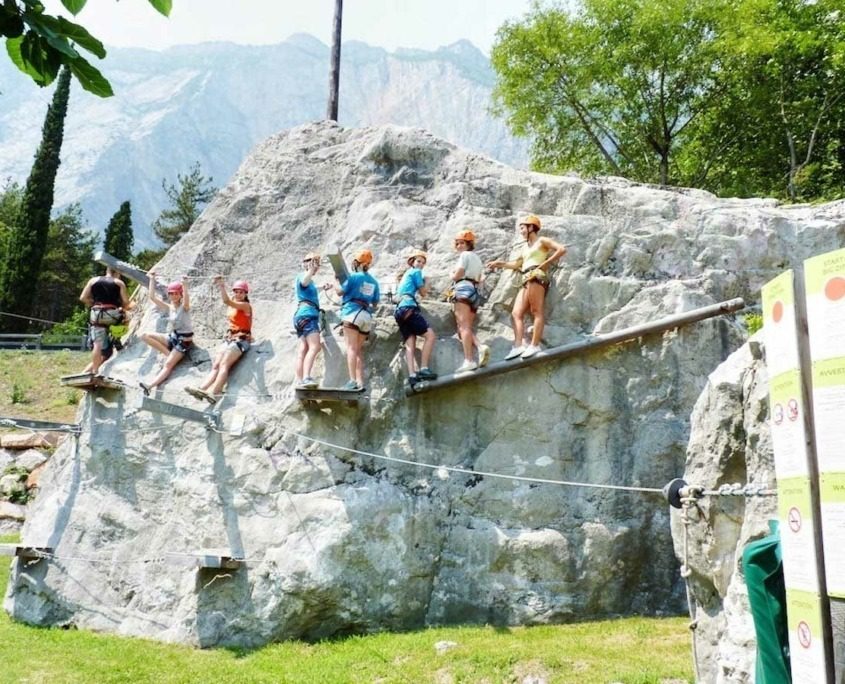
top-left (327, 0), bottom-right (343, 121)
top-left (406, 297), bottom-right (746, 396)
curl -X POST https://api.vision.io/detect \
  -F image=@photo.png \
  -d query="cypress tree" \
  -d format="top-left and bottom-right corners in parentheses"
top-left (103, 201), bottom-right (134, 262)
top-left (0, 67), bottom-right (71, 332)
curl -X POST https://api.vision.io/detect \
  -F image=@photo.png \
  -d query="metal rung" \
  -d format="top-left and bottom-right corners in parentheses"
top-left (325, 245), bottom-right (349, 282)
top-left (135, 395), bottom-right (221, 430)
top-left (0, 416), bottom-right (80, 434)
top-left (95, 250), bottom-right (166, 296)
top-left (0, 544), bottom-right (52, 560)
top-left (165, 550), bottom-right (243, 570)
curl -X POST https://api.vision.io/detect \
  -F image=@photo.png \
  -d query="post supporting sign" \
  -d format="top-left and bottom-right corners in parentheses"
top-left (762, 269), bottom-right (834, 681)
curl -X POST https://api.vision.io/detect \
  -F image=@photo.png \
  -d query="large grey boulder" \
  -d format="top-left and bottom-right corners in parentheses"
top-left (672, 337), bottom-right (777, 683)
top-left (5, 122), bottom-right (845, 647)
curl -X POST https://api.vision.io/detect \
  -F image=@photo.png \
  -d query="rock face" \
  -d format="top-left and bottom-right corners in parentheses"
top-left (0, 36), bottom-right (528, 245)
top-left (672, 338), bottom-right (776, 683)
top-left (5, 122), bottom-right (845, 647)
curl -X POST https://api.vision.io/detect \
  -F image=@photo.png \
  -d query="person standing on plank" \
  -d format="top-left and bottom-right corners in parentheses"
top-left (394, 250), bottom-right (437, 385)
top-left (450, 229), bottom-right (489, 373)
top-left (294, 252), bottom-right (332, 389)
top-left (79, 266), bottom-right (130, 375)
top-left (335, 248), bottom-right (380, 391)
top-left (486, 214), bottom-right (566, 360)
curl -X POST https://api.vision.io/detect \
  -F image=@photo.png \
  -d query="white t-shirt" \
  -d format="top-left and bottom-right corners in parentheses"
top-left (458, 251), bottom-right (483, 281)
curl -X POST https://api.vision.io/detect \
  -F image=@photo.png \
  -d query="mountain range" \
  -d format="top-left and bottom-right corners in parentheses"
top-left (0, 35), bottom-right (528, 247)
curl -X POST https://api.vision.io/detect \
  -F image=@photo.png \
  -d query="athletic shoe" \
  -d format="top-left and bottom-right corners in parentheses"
top-left (300, 377), bottom-right (319, 389)
top-left (455, 360), bottom-right (478, 373)
top-left (139, 382), bottom-right (151, 396)
top-left (505, 346), bottom-right (525, 360)
top-left (521, 345), bottom-right (542, 359)
top-left (478, 344), bottom-right (491, 367)
top-left (417, 368), bottom-right (438, 381)
top-left (342, 380), bottom-right (360, 391)
top-left (184, 386), bottom-right (205, 401)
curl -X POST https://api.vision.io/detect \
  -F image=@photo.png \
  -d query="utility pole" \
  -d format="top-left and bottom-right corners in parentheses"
top-left (327, 0), bottom-right (343, 121)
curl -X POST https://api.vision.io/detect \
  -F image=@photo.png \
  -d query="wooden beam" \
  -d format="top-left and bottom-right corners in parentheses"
top-left (135, 396), bottom-right (221, 430)
top-left (0, 544), bottom-right (52, 560)
top-left (60, 373), bottom-right (126, 391)
top-left (0, 416), bottom-right (80, 435)
top-left (407, 297), bottom-right (746, 396)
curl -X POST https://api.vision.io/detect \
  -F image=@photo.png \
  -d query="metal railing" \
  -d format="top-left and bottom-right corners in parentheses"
top-left (0, 333), bottom-right (87, 351)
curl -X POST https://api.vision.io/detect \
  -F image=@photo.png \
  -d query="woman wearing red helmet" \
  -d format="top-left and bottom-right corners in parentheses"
top-left (486, 214), bottom-right (566, 360)
top-left (139, 271), bottom-right (193, 395)
top-left (186, 276), bottom-right (253, 404)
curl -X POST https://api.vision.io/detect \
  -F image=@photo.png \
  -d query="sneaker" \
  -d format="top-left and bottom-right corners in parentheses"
top-left (478, 344), bottom-right (490, 367)
top-left (505, 346), bottom-right (525, 360)
top-left (139, 382), bottom-right (151, 396)
top-left (417, 367), bottom-right (437, 381)
top-left (455, 360), bottom-right (478, 373)
top-left (184, 386), bottom-right (205, 401)
top-left (342, 380), bottom-right (360, 391)
top-left (300, 377), bottom-right (319, 389)
top-left (521, 345), bottom-right (542, 359)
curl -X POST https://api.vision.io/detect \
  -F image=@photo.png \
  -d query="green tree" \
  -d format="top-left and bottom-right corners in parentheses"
top-left (152, 162), bottom-right (217, 247)
top-left (103, 200), bottom-right (134, 261)
top-left (1, 0), bottom-right (171, 96)
top-left (689, 0), bottom-right (845, 201)
top-left (491, 0), bottom-right (733, 186)
top-left (31, 203), bottom-right (97, 325)
top-left (0, 66), bottom-right (71, 333)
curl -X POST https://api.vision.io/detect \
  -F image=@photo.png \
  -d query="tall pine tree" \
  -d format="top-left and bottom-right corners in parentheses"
top-left (103, 201), bottom-right (134, 262)
top-left (0, 67), bottom-right (71, 332)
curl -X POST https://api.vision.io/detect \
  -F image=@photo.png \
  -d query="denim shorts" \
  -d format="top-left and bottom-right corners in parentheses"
top-left (294, 315), bottom-right (320, 338)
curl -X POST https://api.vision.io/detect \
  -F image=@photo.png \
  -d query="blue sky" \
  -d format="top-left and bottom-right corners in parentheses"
top-left (43, 0), bottom-right (535, 54)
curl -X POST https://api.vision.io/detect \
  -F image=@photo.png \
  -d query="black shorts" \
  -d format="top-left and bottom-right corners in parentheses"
top-left (394, 307), bottom-right (429, 340)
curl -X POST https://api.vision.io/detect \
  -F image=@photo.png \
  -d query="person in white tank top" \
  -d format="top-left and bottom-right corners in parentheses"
top-left (139, 271), bottom-right (194, 395)
top-left (486, 214), bottom-right (566, 360)
top-left (450, 229), bottom-right (490, 373)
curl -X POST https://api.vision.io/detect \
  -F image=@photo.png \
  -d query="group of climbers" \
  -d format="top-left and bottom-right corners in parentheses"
top-left (292, 213), bottom-right (567, 390)
top-left (78, 214), bottom-right (563, 398)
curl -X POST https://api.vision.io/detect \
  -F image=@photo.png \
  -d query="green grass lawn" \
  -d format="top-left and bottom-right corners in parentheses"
top-left (0, 350), bottom-right (88, 424)
top-left (0, 533), bottom-right (692, 683)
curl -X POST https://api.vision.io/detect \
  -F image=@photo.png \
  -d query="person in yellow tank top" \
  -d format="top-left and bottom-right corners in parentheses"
top-left (486, 214), bottom-right (566, 360)
top-left (185, 276), bottom-right (253, 405)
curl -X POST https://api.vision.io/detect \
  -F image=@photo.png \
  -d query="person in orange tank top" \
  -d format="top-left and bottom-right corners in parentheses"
top-left (185, 276), bottom-right (253, 405)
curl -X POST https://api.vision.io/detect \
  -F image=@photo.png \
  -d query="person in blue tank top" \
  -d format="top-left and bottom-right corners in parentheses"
top-left (394, 250), bottom-right (437, 385)
top-left (335, 248), bottom-right (380, 391)
top-left (294, 252), bottom-right (332, 388)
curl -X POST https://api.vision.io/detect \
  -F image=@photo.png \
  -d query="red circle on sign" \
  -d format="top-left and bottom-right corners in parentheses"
top-left (797, 621), bottom-right (812, 648)
top-left (825, 277), bottom-right (845, 301)
top-left (788, 507), bottom-right (802, 533)
top-left (772, 300), bottom-right (784, 322)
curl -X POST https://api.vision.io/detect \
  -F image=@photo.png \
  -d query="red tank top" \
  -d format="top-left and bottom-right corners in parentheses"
top-left (228, 305), bottom-right (252, 334)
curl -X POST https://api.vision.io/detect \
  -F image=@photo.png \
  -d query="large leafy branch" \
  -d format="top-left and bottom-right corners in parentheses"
top-left (1, 0), bottom-right (172, 96)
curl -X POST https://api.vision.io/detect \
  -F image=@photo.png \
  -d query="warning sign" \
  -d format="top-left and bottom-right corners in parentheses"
top-left (773, 403), bottom-right (784, 425)
top-left (787, 398), bottom-right (799, 421)
top-left (788, 507), bottom-right (802, 533)
top-left (797, 620), bottom-right (812, 649)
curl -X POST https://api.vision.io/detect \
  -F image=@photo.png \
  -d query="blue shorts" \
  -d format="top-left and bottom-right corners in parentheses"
top-left (294, 315), bottom-right (320, 338)
top-left (394, 307), bottom-right (429, 340)
top-left (167, 332), bottom-right (193, 354)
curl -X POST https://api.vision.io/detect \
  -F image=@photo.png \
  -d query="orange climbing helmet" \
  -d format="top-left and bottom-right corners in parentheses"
top-left (454, 229), bottom-right (476, 245)
top-left (232, 280), bottom-right (250, 293)
top-left (407, 250), bottom-right (427, 265)
top-left (166, 282), bottom-right (183, 295)
top-left (520, 214), bottom-right (542, 231)
top-left (353, 249), bottom-right (374, 267)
